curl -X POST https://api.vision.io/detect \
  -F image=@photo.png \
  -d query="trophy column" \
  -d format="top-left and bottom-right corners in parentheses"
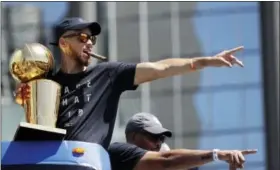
top-left (9, 43), bottom-right (66, 141)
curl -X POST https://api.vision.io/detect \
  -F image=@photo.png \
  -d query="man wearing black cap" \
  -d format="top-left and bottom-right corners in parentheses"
top-left (108, 113), bottom-right (257, 170)
top-left (15, 17), bottom-right (245, 150)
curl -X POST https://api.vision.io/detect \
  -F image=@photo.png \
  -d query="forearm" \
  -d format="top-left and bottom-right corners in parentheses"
top-left (155, 57), bottom-right (210, 78)
top-left (135, 46), bottom-right (244, 85)
top-left (134, 57), bottom-right (211, 85)
top-left (162, 149), bottom-right (214, 169)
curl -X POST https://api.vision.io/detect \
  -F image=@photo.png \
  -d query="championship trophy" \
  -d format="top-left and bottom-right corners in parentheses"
top-left (9, 43), bottom-right (66, 141)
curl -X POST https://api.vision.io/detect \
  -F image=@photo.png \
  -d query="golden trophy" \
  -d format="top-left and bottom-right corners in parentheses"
top-left (9, 43), bottom-right (66, 141)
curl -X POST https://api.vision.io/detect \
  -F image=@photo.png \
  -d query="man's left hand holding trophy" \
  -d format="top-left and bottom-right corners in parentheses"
top-left (10, 43), bottom-right (66, 141)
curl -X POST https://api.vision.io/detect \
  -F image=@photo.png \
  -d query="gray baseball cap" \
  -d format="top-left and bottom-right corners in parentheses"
top-left (125, 112), bottom-right (172, 137)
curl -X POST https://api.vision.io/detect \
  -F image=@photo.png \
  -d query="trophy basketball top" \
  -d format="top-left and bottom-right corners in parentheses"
top-left (9, 43), bottom-right (54, 83)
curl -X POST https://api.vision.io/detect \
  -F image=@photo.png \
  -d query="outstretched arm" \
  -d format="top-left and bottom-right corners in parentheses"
top-left (134, 149), bottom-right (257, 170)
top-left (134, 46), bottom-right (244, 85)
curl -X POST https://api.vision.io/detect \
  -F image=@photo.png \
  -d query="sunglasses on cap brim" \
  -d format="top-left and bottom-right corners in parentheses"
top-left (62, 32), bottom-right (97, 44)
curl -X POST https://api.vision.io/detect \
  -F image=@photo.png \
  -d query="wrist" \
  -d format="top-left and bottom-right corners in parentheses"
top-left (217, 150), bottom-right (229, 161)
top-left (192, 57), bottom-right (211, 69)
top-left (212, 149), bottom-right (220, 162)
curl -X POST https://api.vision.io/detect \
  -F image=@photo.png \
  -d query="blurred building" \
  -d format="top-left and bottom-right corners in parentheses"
top-left (260, 2), bottom-right (279, 170)
top-left (5, 5), bottom-right (46, 50)
top-left (2, 4), bottom-right (46, 96)
top-left (1, 4), bottom-right (46, 140)
top-left (1, 9), bottom-right (12, 105)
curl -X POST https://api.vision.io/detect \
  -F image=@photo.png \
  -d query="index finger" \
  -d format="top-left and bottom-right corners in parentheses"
top-left (227, 46), bottom-right (244, 54)
top-left (241, 149), bottom-right (258, 155)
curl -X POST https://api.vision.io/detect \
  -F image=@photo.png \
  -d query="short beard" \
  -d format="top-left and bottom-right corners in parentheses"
top-left (61, 45), bottom-right (75, 58)
top-left (75, 55), bottom-right (90, 67)
top-left (62, 45), bottom-right (90, 67)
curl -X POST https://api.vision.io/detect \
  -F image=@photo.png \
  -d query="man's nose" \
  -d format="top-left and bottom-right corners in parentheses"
top-left (86, 40), bottom-right (93, 48)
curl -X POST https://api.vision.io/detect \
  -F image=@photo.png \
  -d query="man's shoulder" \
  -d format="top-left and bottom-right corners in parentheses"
top-left (108, 142), bottom-right (146, 155)
top-left (108, 142), bottom-right (148, 170)
top-left (108, 142), bottom-right (135, 151)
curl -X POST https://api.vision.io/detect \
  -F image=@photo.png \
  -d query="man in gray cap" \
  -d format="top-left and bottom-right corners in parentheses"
top-left (124, 112), bottom-right (198, 170)
top-left (125, 112), bottom-right (172, 151)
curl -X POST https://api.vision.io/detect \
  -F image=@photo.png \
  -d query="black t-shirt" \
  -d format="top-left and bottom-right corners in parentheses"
top-left (47, 62), bottom-right (138, 148)
top-left (108, 143), bottom-right (200, 170)
top-left (108, 142), bottom-right (147, 170)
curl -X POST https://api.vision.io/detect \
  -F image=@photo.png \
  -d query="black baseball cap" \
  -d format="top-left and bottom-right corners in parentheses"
top-left (125, 112), bottom-right (172, 137)
top-left (49, 17), bottom-right (101, 46)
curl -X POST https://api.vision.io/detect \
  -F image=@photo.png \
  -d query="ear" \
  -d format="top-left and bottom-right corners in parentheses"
top-left (59, 38), bottom-right (67, 48)
top-left (133, 132), bottom-right (141, 142)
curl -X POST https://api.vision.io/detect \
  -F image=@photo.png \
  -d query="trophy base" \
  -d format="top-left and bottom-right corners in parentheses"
top-left (13, 122), bottom-right (67, 141)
